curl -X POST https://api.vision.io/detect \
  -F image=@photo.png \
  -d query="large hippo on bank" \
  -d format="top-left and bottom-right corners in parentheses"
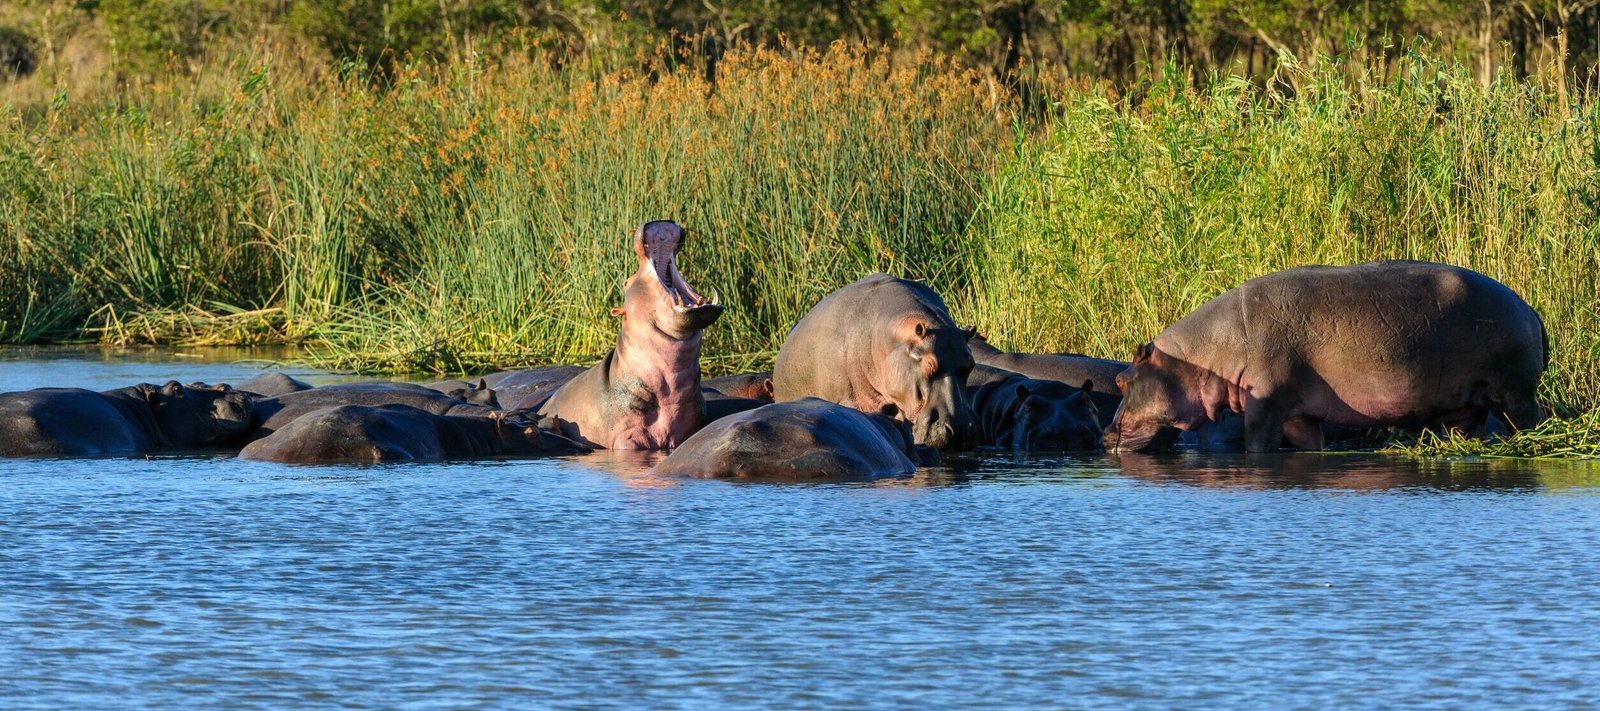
top-left (773, 274), bottom-right (979, 451)
top-left (247, 381), bottom-right (500, 441)
top-left (239, 404), bottom-right (588, 464)
top-left (652, 398), bottom-right (926, 481)
top-left (537, 221), bottom-right (723, 449)
top-left (1105, 261), bottom-right (1548, 453)
top-left (0, 381), bottom-right (255, 456)
top-left (971, 372), bottom-right (1102, 451)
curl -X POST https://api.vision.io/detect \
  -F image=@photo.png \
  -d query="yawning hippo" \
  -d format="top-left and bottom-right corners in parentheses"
top-left (537, 221), bottom-right (723, 449)
top-left (652, 398), bottom-right (925, 481)
top-left (703, 372), bottom-right (775, 401)
top-left (0, 381), bottom-right (255, 456)
top-left (239, 404), bottom-right (589, 464)
top-left (248, 381), bottom-right (500, 442)
top-left (1105, 261), bottom-right (1548, 453)
top-left (971, 372), bottom-right (1102, 451)
top-left (772, 274), bottom-right (979, 451)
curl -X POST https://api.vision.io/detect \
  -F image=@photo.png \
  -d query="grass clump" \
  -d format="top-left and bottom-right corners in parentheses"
top-left (1384, 412), bottom-right (1600, 459)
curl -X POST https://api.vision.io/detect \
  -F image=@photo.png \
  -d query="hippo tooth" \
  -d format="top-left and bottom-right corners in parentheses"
top-left (710, 288), bottom-right (720, 305)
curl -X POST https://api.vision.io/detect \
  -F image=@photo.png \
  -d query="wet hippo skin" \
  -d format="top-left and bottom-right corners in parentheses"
top-left (0, 381), bottom-right (255, 456)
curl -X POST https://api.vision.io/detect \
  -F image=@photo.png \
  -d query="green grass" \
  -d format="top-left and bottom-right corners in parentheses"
top-left (0, 43), bottom-right (1597, 455)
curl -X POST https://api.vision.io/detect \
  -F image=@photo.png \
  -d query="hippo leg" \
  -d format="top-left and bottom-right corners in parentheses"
top-left (1242, 398), bottom-right (1289, 453)
top-left (1282, 416), bottom-right (1324, 451)
top-left (1496, 395), bottom-right (1547, 433)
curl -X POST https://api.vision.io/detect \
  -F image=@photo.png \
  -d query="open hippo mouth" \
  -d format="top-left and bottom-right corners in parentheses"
top-left (636, 221), bottom-right (724, 332)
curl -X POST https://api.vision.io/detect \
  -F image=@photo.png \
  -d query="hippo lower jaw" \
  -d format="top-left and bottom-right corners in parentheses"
top-left (1103, 425), bottom-right (1181, 453)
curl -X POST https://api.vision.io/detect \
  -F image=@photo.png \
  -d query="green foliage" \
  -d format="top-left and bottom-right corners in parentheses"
top-left (95, 0), bottom-right (232, 71)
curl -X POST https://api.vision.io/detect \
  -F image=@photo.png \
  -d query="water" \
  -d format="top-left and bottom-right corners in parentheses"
top-left (2, 350), bottom-right (1598, 708)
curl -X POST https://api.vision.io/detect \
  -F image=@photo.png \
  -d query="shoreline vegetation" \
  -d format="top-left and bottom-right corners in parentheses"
top-left (1, 36), bottom-right (1596, 457)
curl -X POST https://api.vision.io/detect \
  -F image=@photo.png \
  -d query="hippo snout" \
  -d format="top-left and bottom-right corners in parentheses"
top-left (916, 412), bottom-right (979, 451)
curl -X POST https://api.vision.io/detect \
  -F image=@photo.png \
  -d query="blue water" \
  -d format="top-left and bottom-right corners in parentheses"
top-left (1, 350), bottom-right (1598, 708)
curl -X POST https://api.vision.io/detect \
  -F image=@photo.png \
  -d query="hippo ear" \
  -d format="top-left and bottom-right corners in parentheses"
top-left (914, 321), bottom-right (927, 339)
top-left (610, 306), bottom-right (625, 317)
top-left (1081, 379), bottom-right (1094, 393)
top-left (1133, 342), bottom-right (1154, 364)
top-left (161, 381), bottom-right (185, 397)
top-left (475, 378), bottom-right (488, 391)
top-left (964, 326), bottom-right (978, 342)
top-left (1014, 383), bottom-right (1031, 401)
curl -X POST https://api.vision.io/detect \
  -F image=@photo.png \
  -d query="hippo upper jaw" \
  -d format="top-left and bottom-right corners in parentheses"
top-left (633, 220), bottom-right (724, 340)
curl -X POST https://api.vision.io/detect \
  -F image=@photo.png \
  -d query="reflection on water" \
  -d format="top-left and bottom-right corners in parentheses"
top-left (2, 350), bottom-right (1600, 708)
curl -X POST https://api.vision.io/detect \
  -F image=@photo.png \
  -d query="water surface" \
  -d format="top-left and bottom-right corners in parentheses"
top-left (1, 351), bottom-right (1597, 708)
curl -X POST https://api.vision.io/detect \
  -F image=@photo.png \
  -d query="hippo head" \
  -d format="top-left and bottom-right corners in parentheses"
top-left (1008, 379), bottom-right (1103, 451)
top-left (880, 320), bottom-right (980, 451)
top-left (1103, 343), bottom-right (1198, 453)
top-left (619, 220), bottom-right (723, 341)
top-left (445, 378), bottom-right (500, 408)
top-left (493, 412), bottom-right (592, 455)
top-left (142, 381), bottom-right (256, 448)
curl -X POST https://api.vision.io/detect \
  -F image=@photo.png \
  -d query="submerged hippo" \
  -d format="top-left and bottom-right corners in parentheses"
top-left (537, 221), bottom-right (723, 449)
top-left (233, 372), bottom-right (314, 399)
top-left (248, 381), bottom-right (499, 441)
top-left (967, 335), bottom-right (1128, 396)
top-left (652, 398), bottom-right (927, 481)
top-left (1105, 261), bottom-right (1548, 453)
top-left (0, 381), bottom-right (255, 456)
top-left (479, 366), bottom-right (587, 410)
top-left (422, 378), bottom-right (500, 408)
top-left (703, 372), bottom-right (774, 401)
top-left (971, 373), bottom-right (1102, 451)
top-left (239, 404), bottom-right (588, 464)
top-left (773, 274), bottom-right (979, 451)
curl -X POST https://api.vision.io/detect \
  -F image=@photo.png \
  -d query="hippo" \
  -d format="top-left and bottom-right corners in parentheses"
top-left (233, 372), bottom-right (314, 398)
top-left (537, 221), bottom-right (723, 449)
top-left (652, 398), bottom-right (929, 481)
top-left (772, 274), bottom-right (979, 451)
top-left (480, 365), bottom-right (587, 410)
top-left (248, 381), bottom-right (500, 442)
top-left (0, 381), bottom-right (255, 456)
top-left (422, 378), bottom-right (501, 408)
top-left (1105, 260), bottom-right (1548, 453)
top-left (703, 371), bottom-right (774, 401)
top-left (702, 390), bottom-right (769, 424)
top-left (966, 337), bottom-right (1126, 426)
top-left (971, 373), bottom-right (1102, 451)
top-left (239, 404), bottom-right (589, 464)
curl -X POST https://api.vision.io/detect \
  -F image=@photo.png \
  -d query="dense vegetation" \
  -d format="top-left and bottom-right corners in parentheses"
top-left (0, 3), bottom-right (1596, 458)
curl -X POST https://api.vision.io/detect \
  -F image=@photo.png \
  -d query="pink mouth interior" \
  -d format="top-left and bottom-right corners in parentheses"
top-left (641, 224), bottom-right (710, 309)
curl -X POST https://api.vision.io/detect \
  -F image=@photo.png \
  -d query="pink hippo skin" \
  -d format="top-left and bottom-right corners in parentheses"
top-left (536, 221), bottom-right (723, 449)
top-left (1104, 260), bottom-right (1548, 453)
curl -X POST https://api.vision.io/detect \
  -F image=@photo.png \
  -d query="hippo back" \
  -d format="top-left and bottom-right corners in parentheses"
top-left (249, 382), bottom-right (497, 441)
top-left (653, 398), bottom-right (918, 481)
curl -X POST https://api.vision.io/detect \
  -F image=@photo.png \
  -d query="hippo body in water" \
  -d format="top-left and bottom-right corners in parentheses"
top-left (538, 222), bottom-right (723, 449)
top-left (971, 372), bottom-right (1102, 451)
top-left (248, 382), bottom-right (499, 442)
top-left (422, 378), bottom-right (500, 408)
top-left (703, 372), bottom-right (774, 401)
top-left (1105, 261), bottom-right (1548, 453)
top-left (233, 372), bottom-right (314, 399)
top-left (773, 274), bottom-right (979, 451)
top-left (479, 366), bottom-right (587, 410)
top-left (0, 382), bottom-right (255, 456)
top-left (652, 398), bottom-right (925, 481)
top-left (239, 404), bottom-right (588, 464)
top-left (968, 337), bottom-right (1127, 398)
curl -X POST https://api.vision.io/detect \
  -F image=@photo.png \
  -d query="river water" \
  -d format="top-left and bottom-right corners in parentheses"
top-left (2, 349), bottom-right (1598, 708)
